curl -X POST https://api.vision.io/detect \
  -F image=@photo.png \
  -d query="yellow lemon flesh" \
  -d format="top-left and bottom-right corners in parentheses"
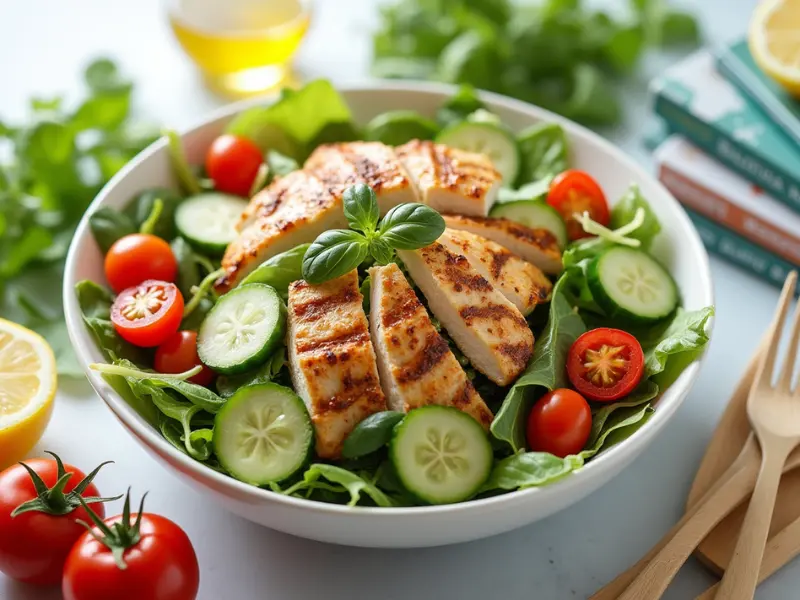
top-left (0, 319), bottom-right (57, 470)
top-left (750, 0), bottom-right (800, 97)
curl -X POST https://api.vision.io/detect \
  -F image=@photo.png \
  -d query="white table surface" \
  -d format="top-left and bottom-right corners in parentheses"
top-left (2, 1), bottom-right (792, 599)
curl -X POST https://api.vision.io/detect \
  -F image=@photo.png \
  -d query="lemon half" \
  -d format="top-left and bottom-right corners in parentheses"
top-left (0, 318), bottom-right (56, 470)
top-left (750, 0), bottom-right (800, 97)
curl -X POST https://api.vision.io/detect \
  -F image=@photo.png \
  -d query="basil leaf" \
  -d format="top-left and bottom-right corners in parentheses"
top-left (516, 122), bottom-right (568, 185)
top-left (343, 183), bottom-right (380, 234)
top-left (241, 244), bottom-right (309, 299)
top-left (610, 183), bottom-right (661, 250)
top-left (378, 203), bottom-right (445, 249)
top-left (302, 230), bottom-right (369, 284)
top-left (369, 237), bottom-right (394, 265)
top-left (88, 207), bottom-right (136, 253)
top-left (342, 411), bottom-right (405, 459)
top-left (171, 237), bottom-right (200, 299)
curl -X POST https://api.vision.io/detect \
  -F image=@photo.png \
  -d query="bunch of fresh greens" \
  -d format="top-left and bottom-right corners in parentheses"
top-left (301, 184), bottom-right (445, 284)
top-left (0, 58), bottom-right (159, 375)
top-left (373, 0), bottom-right (700, 126)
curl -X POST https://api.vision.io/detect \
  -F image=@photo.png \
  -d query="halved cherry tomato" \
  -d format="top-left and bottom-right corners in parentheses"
top-left (567, 328), bottom-right (644, 402)
top-left (546, 169), bottom-right (610, 241)
top-left (155, 331), bottom-right (215, 386)
top-left (526, 389), bottom-right (592, 458)
top-left (104, 234), bottom-right (177, 294)
top-left (205, 134), bottom-right (263, 197)
top-left (111, 281), bottom-right (184, 348)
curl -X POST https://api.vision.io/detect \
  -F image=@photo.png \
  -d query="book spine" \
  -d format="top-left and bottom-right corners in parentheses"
top-left (653, 93), bottom-right (800, 213)
top-left (658, 163), bottom-right (800, 266)
top-left (685, 208), bottom-right (798, 291)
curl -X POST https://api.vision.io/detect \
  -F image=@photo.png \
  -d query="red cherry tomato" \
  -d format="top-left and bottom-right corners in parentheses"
top-left (111, 280), bottom-right (184, 348)
top-left (526, 389), bottom-right (592, 458)
top-left (546, 169), bottom-right (610, 241)
top-left (0, 453), bottom-right (111, 585)
top-left (62, 494), bottom-right (199, 600)
top-left (104, 233), bottom-right (177, 294)
top-left (205, 134), bottom-right (263, 197)
top-left (567, 328), bottom-right (645, 402)
top-left (155, 331), bottom-right (214, 386)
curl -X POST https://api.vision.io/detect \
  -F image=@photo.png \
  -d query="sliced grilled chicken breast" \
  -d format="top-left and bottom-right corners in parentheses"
top-left (304, 141), bottom-right (419, 214)
top-left (368, 263), bottom-right (493, 429)
top-left (396, 140), bottom-right (501, 216)
top-left (438, 228), bottom-right (552, 315)
top-left (397, 243), bottom-right (534, 386)
top-left (287, 270), bottom-right (387, 459)
top-left (442, 214), bottom-right (563, 275)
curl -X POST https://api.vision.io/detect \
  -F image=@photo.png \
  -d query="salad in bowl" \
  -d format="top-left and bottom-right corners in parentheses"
top-left (73, 80), bottom-right (713, 511)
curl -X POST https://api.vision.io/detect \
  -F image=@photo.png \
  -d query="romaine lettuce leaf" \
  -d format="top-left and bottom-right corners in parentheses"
top-left (644, 306), bottom-right (715, 388)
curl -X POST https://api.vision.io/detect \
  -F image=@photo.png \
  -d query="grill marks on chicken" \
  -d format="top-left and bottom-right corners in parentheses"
top-left (369, 263), bottom-right (493, 429)
top-left (287, 270), bottom-right (387, 459)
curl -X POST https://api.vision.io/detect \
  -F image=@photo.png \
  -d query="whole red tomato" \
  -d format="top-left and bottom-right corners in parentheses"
top-left (104, 233), bottom-right (177, 294)
top-left (205, 134), bottom-right (264, 197)
top-left (155, 331), bottom-right (215, 386)
top-left (526, 389), bottom-right (592, 458)
top-left (62, 492), bottom-right (199, 600)
top-left (0, 453), bottom-right (114, 585)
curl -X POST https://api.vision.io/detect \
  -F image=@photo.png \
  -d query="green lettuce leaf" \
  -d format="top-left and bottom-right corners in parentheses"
top-left (644, 306), bottom-right (715, 387)
top-left (610, 183), bottom-right (661, 250)
top-left (516, 122), bottom-right (569, 185)
top-left (282, 464), bottom-right (395, 507)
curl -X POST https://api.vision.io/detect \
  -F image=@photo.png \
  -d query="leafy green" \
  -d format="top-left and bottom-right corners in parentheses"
top-left (343, 183), bottom-right (380, 235)
top-left (342, 411), bottom-right (405, 459)
top-left (490, 280), bottom-right (586, 451)
top-left (225, 80), bottom-right (359, 161)
top-left (378, 203), bottom-right (446, 249)
top-left (89, 207), bottom-right (136, 253)
top-left (240, 244), bottom-right (309, 299)
top-left (171, 237), bottom-right (200, 299)
top-left (215, 348), bottom-right (286, 398)
top-left (481, 452), bottom-right (583, 492)
top-left (644, 307), bottom-right (714, 387)
top-left (364, 110), bottom-right (439, 146)
top-left (283, 464), bottom-right (395, 507)
top-left (610, 183), bottom-right (661, 250)
top-left (436, 84), bottom-right (486, 128)
top-left (496, 177), bottom-right (552, 203)
top-left (302, 230), bottom-right (369, 285)
top-left (516, 123), bottom-right (568, 184)
top-left (124, 188), bottom-right (183, 240)
top-left (266, 149), bottom-right (299, 181)
top-left (164, 130), bottom-right (201, 195)
top-left (0, 58), bottom-right (158, 375)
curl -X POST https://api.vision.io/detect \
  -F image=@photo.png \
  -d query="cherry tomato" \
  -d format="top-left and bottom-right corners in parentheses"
top-left (111, 280), bottom-right (184, 348)
top-left (104, 234), bottom-right (177, 294)
top-left (0, 453), bottom-right (112, 585)
top-left (526, 389), bottom-right (592, 458)
top-left (546, 169), bottom-right (610, 241)
top-left (155, 331), bottom-right (215, 386)
top-left (567, 328), bottom-right (645, 402)
top-left (205, 134), bottom-right (263, 197)
top-left (62, 492), bottom-right (199, 600)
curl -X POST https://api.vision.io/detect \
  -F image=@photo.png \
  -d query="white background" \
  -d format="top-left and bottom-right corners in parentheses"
top-left (2, 0), bottom-right (792, 599)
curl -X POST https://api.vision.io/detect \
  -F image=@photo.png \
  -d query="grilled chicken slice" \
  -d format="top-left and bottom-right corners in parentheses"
top-left (438, 228), bottom-right (552, 315)
top-left (396, 140), bottom-right (501, 216)
top-left (368, 264), bottom-right (493, 429)
top-left (287, 270), bottom-right (387, 459)
top-left (397, 243), bottom-right (534, 386)
top-left (304, 141), bottom-right (419, 214)
top-left (442, 214), bottom-right (563, 275)
top-left (218, 170), bottom-right (346, 292)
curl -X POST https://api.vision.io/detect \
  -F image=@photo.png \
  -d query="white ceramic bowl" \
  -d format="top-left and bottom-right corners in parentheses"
top-left (63, 82), bottom-right (714, 548)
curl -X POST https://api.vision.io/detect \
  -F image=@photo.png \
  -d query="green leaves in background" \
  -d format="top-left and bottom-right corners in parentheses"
top-left (1, 57), bottom-right (158, 376)
top-left (372, 0), bottom-right (702, 127)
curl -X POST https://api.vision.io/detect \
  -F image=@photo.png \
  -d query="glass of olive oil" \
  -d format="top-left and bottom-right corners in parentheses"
top-left (166, 0), bottom-right (310, 96)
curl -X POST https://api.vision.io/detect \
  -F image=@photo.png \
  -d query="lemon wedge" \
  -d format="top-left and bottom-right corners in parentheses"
top-left (0, 318), bottom-right (56, 470)
top-left (750, 0), bottom-right (800, 97)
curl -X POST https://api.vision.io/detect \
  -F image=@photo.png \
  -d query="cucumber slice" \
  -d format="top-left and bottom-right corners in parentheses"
top-left (197, 283), bottom-right (286, 374)
top-left (175, 193), bottom-right (248, 256)
top-left (390, 406), bottom-right (492, 505)
top-left (365, 110), bottom-right (439, 146)
top-left (436, 121), bottom-right (520, 185)
top-left (214, 383), bottom-right (313, 484)
top-left (490, 200), bottom-right (568, 249)
top-left (587, 246), bottom-right (678, 324)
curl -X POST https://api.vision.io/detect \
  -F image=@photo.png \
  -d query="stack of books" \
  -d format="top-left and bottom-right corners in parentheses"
top-left (649, 41), bottom-right (800, 289)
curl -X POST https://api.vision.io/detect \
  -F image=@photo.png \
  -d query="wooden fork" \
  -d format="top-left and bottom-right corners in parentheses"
top-left (715, 272), bottom-right (800, 599)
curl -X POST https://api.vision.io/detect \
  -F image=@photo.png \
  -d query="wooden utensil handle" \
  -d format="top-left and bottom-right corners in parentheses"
top-left (589, 438), bottom-right (760, 600)
top-left (617, 460), bottom-right (761, 600)
top-left (714, 441), bottom-right (793, 600)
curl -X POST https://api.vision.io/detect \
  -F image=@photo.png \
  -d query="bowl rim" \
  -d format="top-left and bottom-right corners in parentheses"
top-left (63, 80), bottom-right (714, 516)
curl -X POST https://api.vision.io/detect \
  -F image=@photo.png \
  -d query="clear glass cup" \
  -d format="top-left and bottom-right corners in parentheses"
top-left (165, 0), bottom-right (310, 97)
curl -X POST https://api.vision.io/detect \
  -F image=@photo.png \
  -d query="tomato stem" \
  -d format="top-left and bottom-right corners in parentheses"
top-left (11, 452), bottom-right (121, 517)
top-left (138, 198), bottom-right (164, 235)
top-left (183, 267), bottom-right (225, 319)
top-left (77, 488), bottom-right (147, 570)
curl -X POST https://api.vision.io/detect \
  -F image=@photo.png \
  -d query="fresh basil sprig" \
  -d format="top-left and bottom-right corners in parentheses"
top-left (301, 184), bottom-right (445, 284)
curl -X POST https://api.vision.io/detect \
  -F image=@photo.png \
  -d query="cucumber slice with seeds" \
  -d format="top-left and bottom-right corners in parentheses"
top-left (197, 283), bottom-right (286, 374)
top-left (436, 121), bottom-right (520, 185)
top-left (214, 383), bottom-right (313, 484)
top-left (587, 246), bottom-right (678, 324)
top-left (390, 406), bottom-right (492, 505)
top-left (175, 192), bottom-right (248, 256)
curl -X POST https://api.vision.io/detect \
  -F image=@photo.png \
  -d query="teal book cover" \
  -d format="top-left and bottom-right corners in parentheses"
top-left (716, 39), bottom-right (800, 148)
top-left (650, 50), bottom-right (800, 212)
